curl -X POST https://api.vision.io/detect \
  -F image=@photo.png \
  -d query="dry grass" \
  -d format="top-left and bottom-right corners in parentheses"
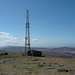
top-left (0, 53), bottom-right (75, 75)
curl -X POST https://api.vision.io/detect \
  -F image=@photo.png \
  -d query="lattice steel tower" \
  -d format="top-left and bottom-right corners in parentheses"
top-left (25, 10), bottom-right (30, 56)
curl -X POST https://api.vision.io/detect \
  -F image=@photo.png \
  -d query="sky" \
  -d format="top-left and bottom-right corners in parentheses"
top-left (0, 0), bottom-right (75, 48)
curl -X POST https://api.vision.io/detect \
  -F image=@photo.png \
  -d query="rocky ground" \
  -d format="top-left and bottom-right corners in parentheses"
top-left (0, 53), bottom-right (75, 75)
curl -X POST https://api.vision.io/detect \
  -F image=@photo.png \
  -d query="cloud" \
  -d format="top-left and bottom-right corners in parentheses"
top-left (0, 32), bottom-right (20, 46)
top-left (0, 32), bottom-right (39, 47)
top-left (0, 35), bottom-right (13, 39)
top-left (0, 40), bottom-right (19, 46)
top-left (10, 37), bottom-right (18, 40)
top-left (0, 32), bottom-right (18, 40)
top-left (4, 40), bottom-right (17, 43)
top-left (0, 32), bottom-right (10, 35)
top-left (4, 40), bottom-right (11, 43)
top-left (32, 39), bottom-right (38, 41)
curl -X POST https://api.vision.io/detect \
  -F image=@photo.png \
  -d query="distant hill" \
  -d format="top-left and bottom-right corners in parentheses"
top-left (51, 47), bottom-right (75, 51)
top-left (0, 46), bottom-right (75, 58)
top-left (2, 46), bottom-right (25, 50)
top-left (42, 47), bottom-right (75, 58)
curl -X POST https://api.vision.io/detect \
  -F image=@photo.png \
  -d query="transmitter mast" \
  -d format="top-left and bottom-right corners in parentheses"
top-left (25, 10), bottom-right (30, 56)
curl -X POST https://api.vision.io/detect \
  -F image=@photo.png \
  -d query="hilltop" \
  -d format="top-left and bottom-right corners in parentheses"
top-left (0, 53), bottom-right (75, 75)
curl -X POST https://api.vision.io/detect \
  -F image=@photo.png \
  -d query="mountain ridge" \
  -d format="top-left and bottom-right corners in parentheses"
top-left (0, 46), bottom-right (75, 58)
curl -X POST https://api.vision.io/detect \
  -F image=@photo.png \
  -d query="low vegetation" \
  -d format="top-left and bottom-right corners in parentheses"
top-left (0, 53), bottom-right (75, 75)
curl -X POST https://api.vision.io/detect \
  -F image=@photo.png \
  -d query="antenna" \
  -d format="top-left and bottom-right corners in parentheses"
top-left (25, 10), bottom-right (30, 56)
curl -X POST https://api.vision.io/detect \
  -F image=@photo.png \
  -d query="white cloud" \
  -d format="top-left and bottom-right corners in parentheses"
top-left (0, 32), bottom-right (20, 46)
top-left (0, 32), bottom-right (18, 40)
top-left (4, 40), bottom-right (17, 43)
top-left (10, 37), bottom-right (18, 40)
top-left (0, 32), bottom-right (39, 47)
top-left (4, 40), bottom-right (11, 43)
top-left (0, 35), bottom-right (13, 39)
top-left (0, 39), bottom-right (20, 46)
top-left (0, 32), bottom-right (10, 35)
top-left (32, 39), bottom-right (38, 41)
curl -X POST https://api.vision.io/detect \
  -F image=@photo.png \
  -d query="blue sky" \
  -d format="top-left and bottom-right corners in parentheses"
top-left (0, 0), bottom-right (75, 47)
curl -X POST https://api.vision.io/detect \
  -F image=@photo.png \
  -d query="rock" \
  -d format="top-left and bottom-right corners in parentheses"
top-left (54, 63), bottom-right (58, 64)
top-left (32, 63), bottom-right (36, 64)
top-left (0, 61), bottom-right (3, 64)
top-left (57, 69), bottom-right (69, 72)
top-left (69, 70), bottom-right (75, 74)
top-left (42, 63), bottom-right (46, 64)
top-left (25, 68), bottom-right (30, 73)
top-left (45, 68), bottom-right (55, 70)
top-left (64, 64), bottom-right (72, 67)
top-left (3, 60), bottom-right (6, 63)
top-left (48, 64), bottom-right (52, 66)
top-left (57, 69), bottom-right (75, 74)
top-left (14, 66), bottom-right (16, 67)
top-left (1, 73), bottom-right (4, 75)
top-left (12, 72), bottom-right (16, 74)
top-left (58, 65), bottom-right (64, 67)
top-left (27, 63), bottom-right (31, 64)
top-left (38, 63), bottom-right (48, 68)
top-left (32, 71), bottom-right (39, 75)
top-left (38, 64), bottom-right (44, 67)
top-left (30, 58), bottom-right (40, 61)
top-left (37, 63), bottom-right (48, 68)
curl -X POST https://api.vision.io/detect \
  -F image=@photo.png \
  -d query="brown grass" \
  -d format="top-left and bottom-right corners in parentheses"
top-left (0, 53), bottom-right (75, 75)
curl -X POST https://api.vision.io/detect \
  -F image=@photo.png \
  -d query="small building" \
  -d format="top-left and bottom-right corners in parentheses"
top-left (27, 50), bottom-right (42, 57)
